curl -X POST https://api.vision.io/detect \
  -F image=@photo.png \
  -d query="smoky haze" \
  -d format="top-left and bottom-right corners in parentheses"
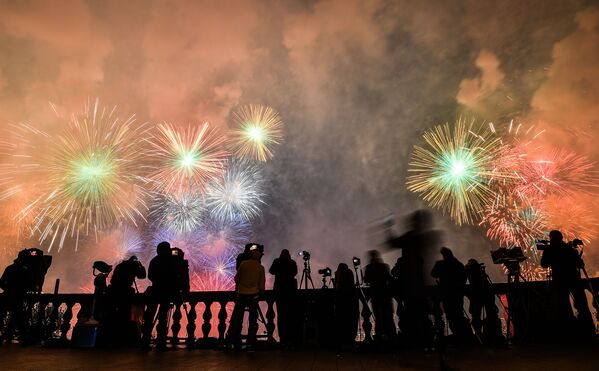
top-left (0, 0), bottom-right (598, 290)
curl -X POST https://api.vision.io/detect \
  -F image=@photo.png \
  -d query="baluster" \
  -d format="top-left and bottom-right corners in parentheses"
top-left (217, 301), bottom-right (230, 342)
top-left (60, 302), bottom-right (75, 341)
top-left (186, 301), bottom-right (197, 347)
top-left (361, 299), bottom-right (373, 342)
top-left (171, 304), bottom-right (182, 344)
top-left (265, 299), bottom-right (276, 343)
top-left (201, 301), bottom-right (213, 339)
top-left (46, 300), bottom-right (60, 340)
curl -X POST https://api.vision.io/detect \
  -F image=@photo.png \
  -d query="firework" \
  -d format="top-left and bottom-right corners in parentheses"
top-left (149, 191), bottom-right (206, 234)
top-left (146, 122), bottom-right (228, 194)
top-left (0, 99), bottom-right (150, 251)
top-left (541, 194), bottom-right (599, 244)
top-left (480, 194), bottom-right (546, 249)
top-left (205, 159), bottom-right (265, 222)
top-left (407, 118), bottom-right (507, 224)
top-left (229, 104), bottom-right (284, 162)
top-left (200, 215), bottom-right (253, 250)
top-left (516, 149), bottom-right (598, 199)
top-left (190, 271), bottom-right (235, 292)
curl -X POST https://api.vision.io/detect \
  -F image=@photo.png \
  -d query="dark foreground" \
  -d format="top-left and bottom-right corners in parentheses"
top-left (0, 344), bottom-right (597, 371)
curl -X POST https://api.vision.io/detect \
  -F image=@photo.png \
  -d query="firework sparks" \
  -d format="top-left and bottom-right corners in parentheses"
top-left (205, 159), bottom-right (265, 222)
top-left (516, 149), bottom-right (598, 199)
top-left (229, 104), bottom-right (284, 162)
top-left (146, 122), bottom-right (228, 194)
top-left (407, 118), bottom-right (507, 224)
top-left (0, 99), bottom-right (150, 251)
top-left (190, 271), bottom-right (235, 292)
top-left (541, 194), bottom-right (599, 244)
top-left (149, 191), bottom-right (206, 234)
top-left (481, 194), bottom-right (546, 249)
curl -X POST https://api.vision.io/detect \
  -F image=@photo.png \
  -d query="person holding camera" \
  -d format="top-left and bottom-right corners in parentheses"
top-left (268, 249), bottom-right (298, 347)
top-left (464, 259), bottom-right (503, 344)
top-left (106, 255), bottom-right (146, 344)
top-left (540, 230), bottom-right (594, 340)
top-left (227, 245), bottom-right (265, 350)
top-left (141, 241), bottom-right (179, 351)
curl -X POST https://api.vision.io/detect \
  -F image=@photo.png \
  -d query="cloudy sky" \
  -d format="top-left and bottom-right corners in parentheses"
top-left (1, 0), bottom-right (598, 287)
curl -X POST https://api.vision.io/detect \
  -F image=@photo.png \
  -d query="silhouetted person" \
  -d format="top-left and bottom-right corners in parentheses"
top-left (227, 247), bottom-right (265, 350)
top-left (540, 230), bottom-right (594, 340)
top-left (106, 256), bottom-right (146, 344)
top-left (0, 250), bottom-right (30, 342)
top-left (109, 256), bottom-right (146, 317)
top-left (364, 250), bottom-right (395, 342)
top-left (269, 249), bottom-right (298, 346)
top-left (390, 257), bottom-right (406, 336)
top-left (387, 210), bottom-right (441, 346)
top-left (464, 259), bottom-right (503, 344)
top-left (334, 263), bottom-right (359, 346)
top-left (431, 247), bottom-right (471, 342)
top-left (141, 241), bottom-right (178, 351)
top-left (236, 243), bottom-right (254, 270)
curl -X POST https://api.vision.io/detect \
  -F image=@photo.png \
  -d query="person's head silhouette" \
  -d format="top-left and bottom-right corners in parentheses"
top-left (549, 230), bottom-right (564, 243)
top-left (280, 249), bottom-right (290, 259)
top-left (157, 241), bottom-right (171, 256)
top-left (440, 247), bottom-right (453, 260)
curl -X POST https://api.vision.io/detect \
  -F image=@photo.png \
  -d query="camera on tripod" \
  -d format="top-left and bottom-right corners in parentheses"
top-left (491, 246), bottom-right (527, 265)
top-left (298, 250), bottom-right (310, 261)
top-left (352, 257), bottom-right (361, 267)
top-left (318, 267), bottom-right (332, 277)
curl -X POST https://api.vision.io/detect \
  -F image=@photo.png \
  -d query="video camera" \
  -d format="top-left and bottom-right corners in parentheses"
top-left (298, 250), bottom-right (310, 261)
top-left (352, 257), bottom-right (361, 267)
top-left (536, 238), bottom-right (584, 251)
top-left (318, 267), bottom-right (332, 277)
top-left (17, 248), bottom-right (52, 293)
top-left (491, 246), bottom-right (527, 265)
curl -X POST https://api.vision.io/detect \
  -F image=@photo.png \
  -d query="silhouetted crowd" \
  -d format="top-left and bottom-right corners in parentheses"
top-left (1, 212), bottom-right (597, 351)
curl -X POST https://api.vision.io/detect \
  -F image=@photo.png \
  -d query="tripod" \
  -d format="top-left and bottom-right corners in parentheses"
top-left (503, 260), bottom-right (527, 344)
top-left (299, 259), bottom-right (315, 289)
top-left (352, 264), bottom-right (374, 342)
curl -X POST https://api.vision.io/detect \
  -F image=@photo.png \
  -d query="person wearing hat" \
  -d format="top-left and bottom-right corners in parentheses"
top-left (226, 244), bottom-right (266, 350)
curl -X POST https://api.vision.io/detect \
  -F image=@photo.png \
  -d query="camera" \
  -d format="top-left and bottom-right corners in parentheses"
top-left (171, 248), bottom-right (180, 256)
top-left (93, 261), bottom-right (113, 275)
top-left (318, 267), bottom-right (332, 277)
top-left (491, 246), bottom-right (527, 265)
top-left (298, 250), bottom-right (310, 261)
top-left (352, 256), bottom-right (361, 267)
top-left (569, 238), bottom-right (583, 247)
top-left (535, 239), bottom-right (550, 250)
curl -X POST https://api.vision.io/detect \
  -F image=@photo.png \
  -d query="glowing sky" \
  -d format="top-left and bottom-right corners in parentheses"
top-left (1, 0), bottom-right (599, 288)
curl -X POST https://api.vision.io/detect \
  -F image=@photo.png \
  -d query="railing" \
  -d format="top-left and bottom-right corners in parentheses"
top-left (1, 278), bottom-right (597, 346)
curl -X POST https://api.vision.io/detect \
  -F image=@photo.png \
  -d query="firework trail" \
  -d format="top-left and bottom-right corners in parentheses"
top-left (516, 149), bottom-right (598, 199)
top-left (407, 118), bottom-right (507, 225)
top-left (0, 99), bottom-right (150, 251)
top-left (229, 104), bottom-right (284, 162)
top-left (205, 159), bottom-right (265, 222)
top-left (149, 191), bottom-right (206, 234)
top-left (146, 122), bottom-right (228, 194)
